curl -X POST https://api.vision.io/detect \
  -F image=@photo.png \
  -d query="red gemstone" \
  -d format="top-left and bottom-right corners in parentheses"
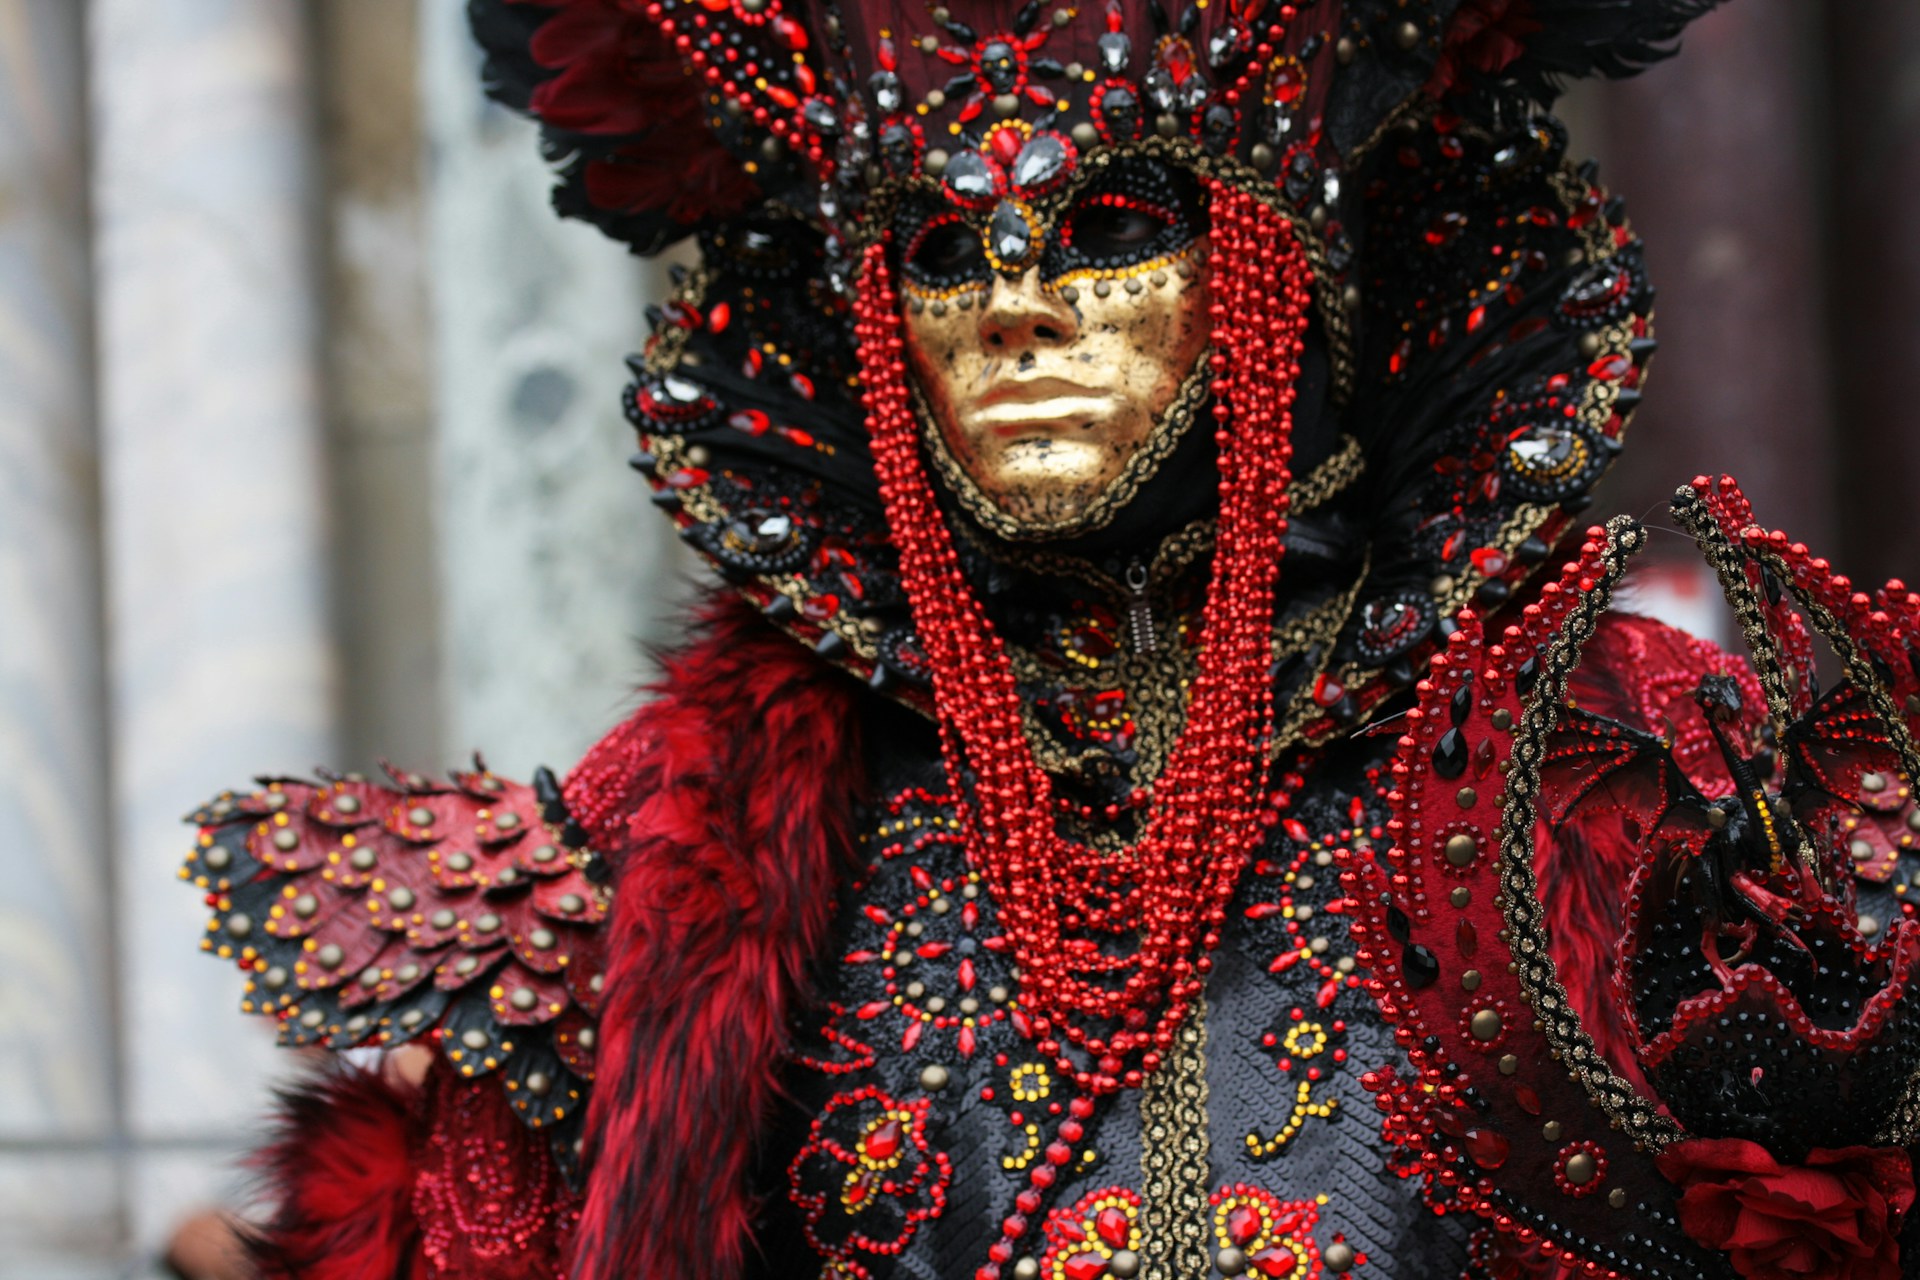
top-left (1162, 39), bottom-right (1193, 82)
top-left (1225, 1203), bottom-right (1262, 1245)
top-left (1470, 547), bottom-right (1509, 576)
top-left (1095, 1207), bottom-right (1132, 1248)
top-left (1312, 673), bottom-right (1346, 706)
top-left (1463, 1126), bottom-right (1510, 1169)
top-left (1456, 919), bottom-right (1478, 958)
top-left (1251, 1246), bottom-right (1302, 1277)
top-left (846, 1172), bottom-right (874, 1206)
top-left (1063, 1253), bottom-right (1109, 1280)
top-left (772, 14), bottom-right (808, 49)
top-left (864, 1118), bottom-right (904, 1161)
top-left (1269, 60), bottom-right (1304, 104)
top-left (990, 127), bottom-right (1025, 164)
top-left (1513, 1085), bottom-right (1541, 1116)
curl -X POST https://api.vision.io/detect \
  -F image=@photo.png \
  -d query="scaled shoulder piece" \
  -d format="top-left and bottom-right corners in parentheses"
top-left (1346, 475), bottom-right (1920, 1277)
top-left (183, 760), bottom-right (607, 1181)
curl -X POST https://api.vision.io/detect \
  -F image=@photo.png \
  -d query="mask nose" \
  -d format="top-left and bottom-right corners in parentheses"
top-left (979, 269), bottom-right (1078, 351)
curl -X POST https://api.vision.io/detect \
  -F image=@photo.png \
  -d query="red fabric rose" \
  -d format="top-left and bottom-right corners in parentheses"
top-left (1656, 1138), bottom-right (1914, 1280)
top-left (1425, 0), bottom-right (1542, 97)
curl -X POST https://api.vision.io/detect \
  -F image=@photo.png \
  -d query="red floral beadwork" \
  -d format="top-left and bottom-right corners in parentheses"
top-left (853, 181), bottom-right (1314, 1096)
top-left (789, 1085), bottom-right (953, 1260)
top-left (1038, 1187), bottom-right (1143, 1280)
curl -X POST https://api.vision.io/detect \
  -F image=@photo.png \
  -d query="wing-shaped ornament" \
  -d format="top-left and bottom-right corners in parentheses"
top-left (182, 761), bottom-right (608, 1181)
top-left (1346, 477), bottom-right (1920, 1277)
top-left (1540, 704), bottom-right (1714, 838)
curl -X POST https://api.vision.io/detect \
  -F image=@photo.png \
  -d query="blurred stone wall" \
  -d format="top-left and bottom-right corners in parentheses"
top-left (0, 1), bottom-right (692, 1274)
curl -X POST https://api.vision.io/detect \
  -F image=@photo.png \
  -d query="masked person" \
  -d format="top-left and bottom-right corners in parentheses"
top-left (182, 3), bottom-right (1920, 1278)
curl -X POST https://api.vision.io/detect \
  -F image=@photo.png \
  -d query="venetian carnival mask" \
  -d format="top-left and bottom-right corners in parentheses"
top-left (896, 157), bottom-right (1213, 539)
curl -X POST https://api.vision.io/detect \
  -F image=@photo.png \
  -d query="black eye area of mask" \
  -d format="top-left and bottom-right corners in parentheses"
top-left (894, 157), bottom-right (1206, 290)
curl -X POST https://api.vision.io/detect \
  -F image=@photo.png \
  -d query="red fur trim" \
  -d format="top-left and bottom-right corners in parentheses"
top-left (1545, 610), bottom-right (1759, 1074)
top-left (249, 1065), bottom-right (426, 1280)
top-left (563, 594), bottom-right (867, 1280)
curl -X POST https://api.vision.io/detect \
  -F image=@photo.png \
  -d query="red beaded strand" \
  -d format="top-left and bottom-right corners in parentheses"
top-left (853, 180), bottom-right (1313, 1095)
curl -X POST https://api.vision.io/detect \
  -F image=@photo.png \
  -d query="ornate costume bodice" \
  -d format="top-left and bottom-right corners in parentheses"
top-left (761, 727), bottom-right (1474, 1280)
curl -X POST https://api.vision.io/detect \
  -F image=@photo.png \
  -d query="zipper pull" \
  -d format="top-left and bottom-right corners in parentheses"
top-left (1125, 558), bottom-right (1157, 655)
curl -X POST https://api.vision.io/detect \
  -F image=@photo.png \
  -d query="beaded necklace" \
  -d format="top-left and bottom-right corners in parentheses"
top-left (853, 178), bottom-right (1313, 1095)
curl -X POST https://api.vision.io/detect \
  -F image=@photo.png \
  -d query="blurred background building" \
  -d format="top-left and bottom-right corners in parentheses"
top-left (0, 0), bottom-right (1912, 1275)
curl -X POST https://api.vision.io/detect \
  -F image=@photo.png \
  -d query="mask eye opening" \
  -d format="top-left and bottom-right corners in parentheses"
top-left (900, 209), bottom-right (989, 290)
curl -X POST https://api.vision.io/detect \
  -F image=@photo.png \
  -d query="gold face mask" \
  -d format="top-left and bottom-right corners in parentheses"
top-left (896, 160), bottom-right (1212, 540)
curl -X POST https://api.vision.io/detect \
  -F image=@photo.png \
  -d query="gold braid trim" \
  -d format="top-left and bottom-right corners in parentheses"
top-left (1138, 993), bottom-right (1213, 1280)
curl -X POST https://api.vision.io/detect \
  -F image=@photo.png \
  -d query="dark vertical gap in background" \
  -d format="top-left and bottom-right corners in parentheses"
top-left (1590, 0), bottom-right (1839, 553)
top-left (1826, 0), bottom-right (1920, 586)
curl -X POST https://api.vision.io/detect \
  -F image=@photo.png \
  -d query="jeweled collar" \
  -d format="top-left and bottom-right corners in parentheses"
top-left (627, 107), bottom-right (1653, 755)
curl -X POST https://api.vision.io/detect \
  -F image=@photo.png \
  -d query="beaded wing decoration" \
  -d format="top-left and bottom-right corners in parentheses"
top-left (182, 763), bottom-right (608, 1180)
top-left (1347, 475), bottom-right (1920, 1277)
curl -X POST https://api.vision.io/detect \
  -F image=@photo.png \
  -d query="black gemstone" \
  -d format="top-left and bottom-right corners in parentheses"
top-left (1450, 684), bottom-right (1473, 726)
top-left (1404, 944), bottom-right (1441, 989)
top-left (1387, 905), bottom-right (1412, 944)
top-left (945, 149), bottom-right (997, 202)
top-left (1515, 654), bottom-right (1540, 695)
top-left (1207, 21), bottom-right (1248, 69)
top-left (868, 70), bottom-right (904, 115)
top-left (989, 201), bottom-right (1034, 265)
top-left (1098, 30), bottom-right (1131, 74)
top-left (1011, 134), bottom-right (1068, 191)
top-left (1432, 727), bottom-right (1469, 780)
top-left (804, 99), bottom-right (841, 134)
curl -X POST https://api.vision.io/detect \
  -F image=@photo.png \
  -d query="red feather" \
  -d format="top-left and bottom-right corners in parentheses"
top-left (563, 594), bottom-right (867, 1280)
top-left (248, 1066), bottom-right (426, 1279)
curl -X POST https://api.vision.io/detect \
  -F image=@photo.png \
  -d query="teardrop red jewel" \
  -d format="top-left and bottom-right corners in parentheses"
top-left (852, 181), bottom-right (1314, 1095)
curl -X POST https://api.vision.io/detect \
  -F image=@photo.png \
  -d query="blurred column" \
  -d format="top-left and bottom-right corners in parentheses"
top-left (1597, 1), bottom-right (1836, 546)
top-left (316, 0), bottom-right (444, 774)
top-left (89, 0), bottom-right (337, 1251)
top-left (1826, 2), bottom-right (1920, 586)
top-left (418, 0), bottom-right (697, 781)
top-left (0, 0), bottom-right (120, 1264)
